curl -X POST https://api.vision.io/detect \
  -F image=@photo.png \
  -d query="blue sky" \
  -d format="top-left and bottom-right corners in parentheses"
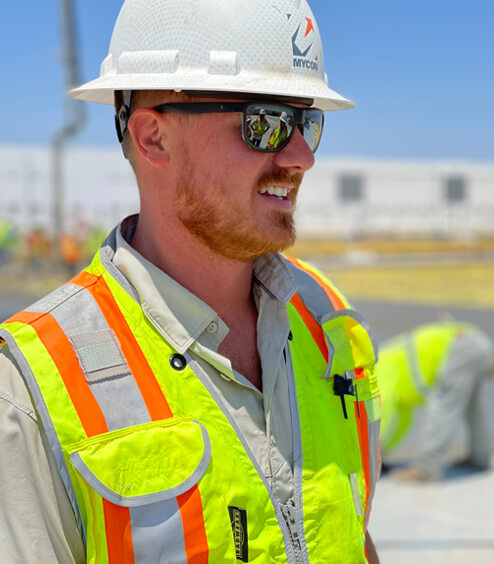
top-left (1, 0), bottom-right (493, 160)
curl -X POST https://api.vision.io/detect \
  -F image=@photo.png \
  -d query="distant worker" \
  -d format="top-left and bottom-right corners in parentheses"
top-left (268, 111), bottom-right (291, 150)
top-left (377, 321), bottom-right (494, 481)
top-left (0, 220), bottom-right (17, 267)
top-left (59, 233), bottom-right (83, 276)
top-left (247, 108), bottom-right (270, 147)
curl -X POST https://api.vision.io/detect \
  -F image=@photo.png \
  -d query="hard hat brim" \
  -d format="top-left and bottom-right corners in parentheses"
top-left (69, 73), bottom-right (354, 111)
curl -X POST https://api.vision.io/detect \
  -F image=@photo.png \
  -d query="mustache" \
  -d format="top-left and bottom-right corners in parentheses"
top-left (256, 171), bottom-right (304, 193)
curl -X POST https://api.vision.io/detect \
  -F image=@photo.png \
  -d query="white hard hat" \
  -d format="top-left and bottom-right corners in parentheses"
top-left (70, 0), bottom-right (353, 111)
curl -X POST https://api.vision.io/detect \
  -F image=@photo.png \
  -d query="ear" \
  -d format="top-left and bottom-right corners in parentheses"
top-left (128, 109), bottom-right (169, 166)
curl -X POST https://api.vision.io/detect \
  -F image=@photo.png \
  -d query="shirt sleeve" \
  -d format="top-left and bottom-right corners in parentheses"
top-left (0, 346), bottom-right (85, 564)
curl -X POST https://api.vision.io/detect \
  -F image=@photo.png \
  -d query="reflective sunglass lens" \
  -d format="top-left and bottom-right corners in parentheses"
top-left (245, 106), bottom-right (295, 152)
top-left (244, 105), bottom-right (323, 153)
top-left (302, 111), bottom-right (323, 152)
top-left (303, 123), bottom-right (319, 152)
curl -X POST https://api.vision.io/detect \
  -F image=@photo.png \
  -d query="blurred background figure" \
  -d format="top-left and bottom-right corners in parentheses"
top-left (0, 220), bottom-right (18, 269)
top-left (58, 232), bottom-right (83, 276)
top-left (25, 226), bottom-right (52, 273)
top-left (377, 321), bottom-right (494, 481)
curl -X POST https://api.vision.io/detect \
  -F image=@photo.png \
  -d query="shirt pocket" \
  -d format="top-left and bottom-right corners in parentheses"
top-left (67, 417), bottom-right (211, 507)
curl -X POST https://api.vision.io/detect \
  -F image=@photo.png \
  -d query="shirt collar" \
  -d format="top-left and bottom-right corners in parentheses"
top-left (112, 215), bottom-right (296, 353)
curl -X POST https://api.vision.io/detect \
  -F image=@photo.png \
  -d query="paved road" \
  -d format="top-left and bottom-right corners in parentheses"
top-left (373, 462), bottom-right (494, 564)
top-left (1, 291), bottom-right (493, 562)
top-left (353, 299), bottom-right (494, 343)
top-left (0, 292), bottom-right (36, 322)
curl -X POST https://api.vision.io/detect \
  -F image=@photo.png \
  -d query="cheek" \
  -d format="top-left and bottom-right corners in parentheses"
top-left (178, 117), bottom-right (271, 186)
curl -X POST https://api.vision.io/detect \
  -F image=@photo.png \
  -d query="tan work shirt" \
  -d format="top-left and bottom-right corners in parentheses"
top-left (0, 217), bottom-right (296, 562)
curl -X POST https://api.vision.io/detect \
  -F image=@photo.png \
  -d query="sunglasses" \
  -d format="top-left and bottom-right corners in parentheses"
top-left (151, 101), bottom-right (324, 153)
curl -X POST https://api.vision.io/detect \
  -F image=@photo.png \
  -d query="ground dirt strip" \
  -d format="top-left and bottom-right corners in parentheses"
top-left (320, 262), bottom-right (494, 309)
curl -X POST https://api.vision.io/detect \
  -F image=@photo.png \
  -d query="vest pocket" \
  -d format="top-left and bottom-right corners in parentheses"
top-left (67, 418), bottom-right (211, 506)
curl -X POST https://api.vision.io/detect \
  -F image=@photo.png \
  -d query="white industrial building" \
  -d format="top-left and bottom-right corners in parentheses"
top-left (1, 144), bottom-right (493, 238)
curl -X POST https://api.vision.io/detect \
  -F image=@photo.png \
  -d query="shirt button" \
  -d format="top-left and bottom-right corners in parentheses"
top-left (206, 320), bottom-right (219, 334)
top-left (169, 354), bottom-right (187, 371)
top-left (219, 373), bottom-right (232, 382)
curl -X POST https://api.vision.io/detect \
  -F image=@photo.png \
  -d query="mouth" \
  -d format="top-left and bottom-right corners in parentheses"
top-left (258, 185), bottom-right (291, 200)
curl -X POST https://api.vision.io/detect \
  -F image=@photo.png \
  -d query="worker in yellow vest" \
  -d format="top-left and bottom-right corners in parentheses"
top-left (377, 321), bottom-right (494, 481)
top-left (247, 109), bottom-right (270, 147)
top-left (268, 112), bottom-right (291, 150)
top-left (0, 220), bottom-right (18, 267)
top-left (0, 1), bottom-right (381, 562)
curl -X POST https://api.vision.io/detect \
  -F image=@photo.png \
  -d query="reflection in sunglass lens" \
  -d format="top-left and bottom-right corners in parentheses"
top-left (303, 111), bottom-right (323, 153)
top-left (244, 104), bottom-right (323, 153)
top-left (245, 106), bottom-right (295, 152)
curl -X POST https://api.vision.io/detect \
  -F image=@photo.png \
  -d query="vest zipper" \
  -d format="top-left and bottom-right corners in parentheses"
top-left (280, 500), bottom-right (306, 564)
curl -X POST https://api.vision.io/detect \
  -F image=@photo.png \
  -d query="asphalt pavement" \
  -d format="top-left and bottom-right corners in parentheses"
top-left (0, 292), bottom-right (35, 322)
top-left (372, 460), bottom-right (494, 564)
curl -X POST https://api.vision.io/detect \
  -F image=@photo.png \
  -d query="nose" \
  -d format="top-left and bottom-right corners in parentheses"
top-left (272, 127), bottom-right (315, 173)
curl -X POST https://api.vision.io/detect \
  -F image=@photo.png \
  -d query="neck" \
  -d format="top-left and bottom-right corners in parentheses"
top-left (130, 212), bottom-right (256, 317)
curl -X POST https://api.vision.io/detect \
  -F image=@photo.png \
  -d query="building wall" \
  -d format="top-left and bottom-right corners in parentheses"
top-left (296, 158), bottom-right (494, 236)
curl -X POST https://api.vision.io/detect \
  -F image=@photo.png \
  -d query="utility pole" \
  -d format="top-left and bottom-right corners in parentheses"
top-left (52, 0), bottom-right (86, 267)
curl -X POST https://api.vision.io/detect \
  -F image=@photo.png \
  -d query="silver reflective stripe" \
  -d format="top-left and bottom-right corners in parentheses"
top-left (69, 422), bottom-right (211, 507)
top-left (25, 283), bottom-right (82, 314)
top-left (285, 346), bottom-right (310, 563)
top-left (50, 288), bottom-right (152, 431)
top-left (365, 418), bottom-right (380, 527)
top-left (320, 332), bottom-right (334, 379)
top-left (130, 500), bottom-right (187, 564)
top-left (186, 354), bottom-right (299, 564)
top-left (283, 258), bottom-right (336, 322)
top-left (349, 473), bottom-right (364, 517)
top-left (100, 241), bottom-right (141, 304)
top-left (405, 334), bottom-right (429, 398)
top-left (0, 328), bottom-right (87, 546)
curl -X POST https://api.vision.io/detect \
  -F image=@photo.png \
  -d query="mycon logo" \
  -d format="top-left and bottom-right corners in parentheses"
top-left (288, 14), bottom-right (319, 71)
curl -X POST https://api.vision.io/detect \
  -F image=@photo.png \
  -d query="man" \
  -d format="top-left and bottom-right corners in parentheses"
top-left (247, 109), bottom-right (270, 147)
top-left (0, 0), bottom-right (381, 562)
top-left (377, 321), bottom-right (494, 481)
top-left (268, 112), bottom-right (291, 151)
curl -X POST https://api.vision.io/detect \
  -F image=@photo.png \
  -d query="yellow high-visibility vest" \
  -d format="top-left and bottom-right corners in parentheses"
top-left (0, 246), bottom-right (380, 563)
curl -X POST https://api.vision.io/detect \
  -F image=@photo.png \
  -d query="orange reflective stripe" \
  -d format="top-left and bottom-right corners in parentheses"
top-left (354, 367), bottom-right (370, 514)
top-left (285, 256), bottom-right (346, 311)
top-left (7, 310), bottom-right (108, 437)
top-left (3, 311), bottom-right (42, 326)
top-left (72, 271), bottom-right (173, 421)
top-left (177, 486), bottom-right (209, 563)
top-left (6, 309), bottom-right (135, 562)
top-left (73, 269), bottom-right (209, 561)
top-left (103, 501), bottom-right (134, 564)
top-left (290, 293), bottom-right (328, 362)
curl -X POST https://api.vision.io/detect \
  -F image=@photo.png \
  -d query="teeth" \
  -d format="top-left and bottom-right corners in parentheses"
top-left (259, 186), bottom-right (288, 198)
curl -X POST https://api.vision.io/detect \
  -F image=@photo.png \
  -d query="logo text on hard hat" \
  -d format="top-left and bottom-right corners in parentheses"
top-left (291, 16), bottom-right (319, 72)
